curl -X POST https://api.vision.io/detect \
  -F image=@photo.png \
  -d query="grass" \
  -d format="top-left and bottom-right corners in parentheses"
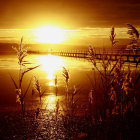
top-left (10, 37), bottom-right (40, 116)
top-left (0, 24), bottom-right (140, 139)
top-left (33, 76), bottom-right (46, 105)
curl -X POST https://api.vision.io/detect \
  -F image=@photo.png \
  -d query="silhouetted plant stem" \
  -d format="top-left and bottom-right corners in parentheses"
top-left (33, 76), bottom-right (46, 108)
top-left (55, 76), bottom-right (58, 96)
top-left (62, 67), bottom-right (69, 106)
top-left (11, 37), bottom-right (39, 117)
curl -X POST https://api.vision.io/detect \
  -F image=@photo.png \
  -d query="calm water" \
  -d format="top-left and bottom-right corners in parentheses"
top-left (0, 54), bottom-right (94, 110)
top-left (0, 54), bottom-right (139, 111)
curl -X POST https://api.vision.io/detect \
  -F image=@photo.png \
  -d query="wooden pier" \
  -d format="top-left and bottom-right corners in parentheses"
top-left (50, 49), bottom-right (140, 63)
top-left (51, 51), bottom-right (88, 58)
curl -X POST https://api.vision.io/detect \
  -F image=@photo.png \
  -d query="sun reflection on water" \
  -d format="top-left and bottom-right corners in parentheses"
top-left (49, 81), bottom-right (55, 86)
top-left (44, 95), bottom-right (60, 110)
top-left (38, 54), bottom-right (64, 80)
top-left (36, 55), bottom-right (64, 110)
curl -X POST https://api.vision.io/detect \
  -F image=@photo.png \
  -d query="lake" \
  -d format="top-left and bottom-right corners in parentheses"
top-left (0, 54), bottom-right (95, 110)
top-left (0, 53), bottom-right (140, 140)
top-left (0, 53), bottom-right (139, 111)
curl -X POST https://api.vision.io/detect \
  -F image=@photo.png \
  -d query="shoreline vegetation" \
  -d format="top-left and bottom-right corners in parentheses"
top-left (0, 25), bottom-right (140, 140)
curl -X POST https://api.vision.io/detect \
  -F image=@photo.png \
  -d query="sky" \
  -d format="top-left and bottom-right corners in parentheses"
top-left (0, 0), bottom-right (140, 29)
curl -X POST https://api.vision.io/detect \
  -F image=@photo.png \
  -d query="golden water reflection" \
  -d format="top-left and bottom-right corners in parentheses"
top-left (38, 54), bottom-right (65, 80)
top-left (49, 81), bottom-right (55, 86)
top-left (44, 95), bottom-right (61, 110)
top-left (36, 55), bottom-right (64, 110)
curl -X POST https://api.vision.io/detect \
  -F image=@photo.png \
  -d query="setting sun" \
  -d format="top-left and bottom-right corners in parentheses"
top-left (35, 26), bottom-right (66, 44)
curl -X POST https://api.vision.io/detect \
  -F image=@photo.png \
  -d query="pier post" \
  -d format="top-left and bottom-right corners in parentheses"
top-left (134, 56), bottom-right (136, 62)
top-left (127, 55), bottom-right (129, 62)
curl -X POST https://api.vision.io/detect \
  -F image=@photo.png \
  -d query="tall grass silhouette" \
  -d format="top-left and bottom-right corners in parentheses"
top-left (127, 24), bottom-right (139, 51)
top-left (110, 26), bottom-right (118, 47)
top-left (10, 37), bottom-right (39, 116)
top-left (88, 41), bottom-right (137, 119)
top-left (33, 76), bottom-right (46, 105)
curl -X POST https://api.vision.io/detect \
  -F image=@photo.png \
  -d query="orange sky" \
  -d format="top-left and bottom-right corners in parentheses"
top-left (0, 0), bottom-right (140, 29)
top-left (0, 27), bottom-right (131, 45)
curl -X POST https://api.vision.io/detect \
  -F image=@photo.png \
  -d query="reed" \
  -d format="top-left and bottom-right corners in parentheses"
top-left (33, 76), bottom-right (46, 106)
top-left (87, 25), bottom-right (139, 122)
top-left (87, 42), bottom-right (140, 139)
top-left (110, 26), bottom-right (118, 48)
top-left (127, 24), bottom-right (139, 51)
top-left (10, 37), bottom-right (39, 116)
top-left (55, 75), bottom-right (58, 96)
top-left (62, 67), bottom-right (69, 105)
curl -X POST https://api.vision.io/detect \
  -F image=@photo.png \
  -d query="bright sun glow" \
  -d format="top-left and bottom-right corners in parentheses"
top-left (44, 95), bottom-right (62, 110)
top-left (46, 95), bottom-right (57, 110)
top-left (38, 55), bottom-right (64, 80)
top-left (36, 26), bottom-right (65, 44)
top-left (36, 55), bottom-right (64, 110)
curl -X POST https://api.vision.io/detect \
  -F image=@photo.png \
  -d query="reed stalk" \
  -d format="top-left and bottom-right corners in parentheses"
top-left (10, 37), bottom-right (39, 116)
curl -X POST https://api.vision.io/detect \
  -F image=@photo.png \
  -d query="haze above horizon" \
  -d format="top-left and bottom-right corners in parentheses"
top-left (0, 0), bottom-right (140, 29)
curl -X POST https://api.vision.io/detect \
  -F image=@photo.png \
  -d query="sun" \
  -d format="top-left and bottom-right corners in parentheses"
top-left (35, 26), bottom-right (65, 44)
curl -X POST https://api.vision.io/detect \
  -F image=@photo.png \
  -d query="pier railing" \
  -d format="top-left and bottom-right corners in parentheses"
top-left (50, 49), bottom-right (140, 63)
top-left (28, 49), bottom-right (140, 63)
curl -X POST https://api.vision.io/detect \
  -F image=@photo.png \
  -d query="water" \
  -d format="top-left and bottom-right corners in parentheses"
top-left (0, 54), bottom-right (94, 110)
top-left (0, 53), bottom-right (139, 140)
top-left (0, 53), bottom-right (139, 110)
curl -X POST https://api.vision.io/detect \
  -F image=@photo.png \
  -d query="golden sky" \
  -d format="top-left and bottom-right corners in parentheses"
top-left (0, 0), bottom-right (139, 46)
top-left (0, 28), bottom-right (130, 45)
top-left (0, 0), bottom-right (140, 29)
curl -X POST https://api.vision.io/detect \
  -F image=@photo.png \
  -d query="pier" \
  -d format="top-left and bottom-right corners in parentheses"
top-left (50, 49), bottom-right (140, 63)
